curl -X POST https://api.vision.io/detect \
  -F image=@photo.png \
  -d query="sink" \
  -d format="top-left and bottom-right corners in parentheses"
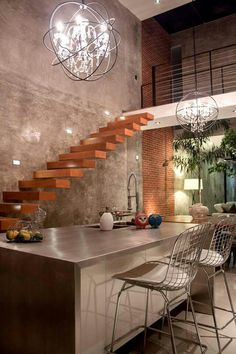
top-left (84, 221), bottom-right (134, 229)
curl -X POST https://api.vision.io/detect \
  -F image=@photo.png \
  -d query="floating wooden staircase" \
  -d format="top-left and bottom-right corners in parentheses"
top-left (0, 112), bottom-right (153, 231)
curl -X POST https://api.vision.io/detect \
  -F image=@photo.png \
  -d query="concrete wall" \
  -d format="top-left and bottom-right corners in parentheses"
top-left (0, 0), bottom-right (142, 227)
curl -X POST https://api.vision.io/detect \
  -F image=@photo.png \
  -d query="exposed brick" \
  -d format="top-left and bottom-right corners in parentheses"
top-left (142, 128), bottom-right (174, 217)
top-left (142, 18), bottom-right (172, 106)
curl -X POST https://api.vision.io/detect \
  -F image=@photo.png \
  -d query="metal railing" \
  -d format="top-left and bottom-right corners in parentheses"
top-left (141, 43), bottom-right (236, 108)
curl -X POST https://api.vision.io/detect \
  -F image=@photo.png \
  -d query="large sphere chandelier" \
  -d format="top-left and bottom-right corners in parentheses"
top-left (176, 91), bottom-right (219, 133)
top-left (43, 1), bottom-right (121, 81)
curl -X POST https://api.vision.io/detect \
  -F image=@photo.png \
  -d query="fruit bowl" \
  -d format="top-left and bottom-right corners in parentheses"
top-left (6, 220), bottom-right (43, 243)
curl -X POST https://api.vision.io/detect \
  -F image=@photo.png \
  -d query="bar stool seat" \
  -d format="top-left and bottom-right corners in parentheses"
top-left (114, 262), bottom-right (190, 290)
top-left (200, 249), bottom-right (224, 266)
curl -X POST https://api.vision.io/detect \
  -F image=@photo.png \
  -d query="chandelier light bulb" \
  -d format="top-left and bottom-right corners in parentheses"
top-left (75, 15), bottom-right (84, 24)
top-left (100, 23), bottom-right (108, 32)
top-left (55, 21), bottom-right (64, 32)
top-left (43, 1), bottom-right (121, 81)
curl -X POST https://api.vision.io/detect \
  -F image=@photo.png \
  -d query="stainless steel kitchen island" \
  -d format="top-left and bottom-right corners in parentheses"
top-left (0, 222), bottom-right (195, 354)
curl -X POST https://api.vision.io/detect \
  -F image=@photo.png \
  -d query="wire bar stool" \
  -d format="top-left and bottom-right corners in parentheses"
top-left (189, 215), bottom-right (236, 353)
top-left (105, 223), bottom-right (212, 354)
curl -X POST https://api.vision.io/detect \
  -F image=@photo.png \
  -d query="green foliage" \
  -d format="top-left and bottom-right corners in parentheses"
top-left (162, 120), bottom-right (233, 179)
top-left (171, 120), bottom-right (230, 175)
top-left (207, 128), bottom-right (236, 176)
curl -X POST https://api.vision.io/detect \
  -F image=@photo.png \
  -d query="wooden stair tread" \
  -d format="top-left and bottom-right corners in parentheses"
top-left (19, 179), bottom-right (71, 189)
top-left (59, 150), bottom-right (106, 161)
top-left (34, 169), bottom-right (84, 179)
top-left (99, 123), bottom-right (141, 133)
top-left (0, 203), bottom-right (39, 215)
top-left (115, 113), bottom-right (154, 122)
top-left (81, 135), bottom-right (125, 145)
top-left (0, 217), bottom-right (20, 231)
top-left (70, 142), bottom-right (116, 153)
top-left (90, 128), bottom-right (133, 138)
top-left (107, 117), bottom-right (148, 129)
top-left (47, 160), bottom-right (95, 170)
top-left (3, 191), bottom-right (56, 201)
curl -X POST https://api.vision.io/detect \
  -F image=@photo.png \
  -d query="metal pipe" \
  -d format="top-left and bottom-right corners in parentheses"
top-left (127, 173), bottom-right (139, 212)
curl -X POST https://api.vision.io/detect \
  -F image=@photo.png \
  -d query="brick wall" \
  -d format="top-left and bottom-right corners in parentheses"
top-left (142, 128), bottom-right (174, 216)
top-left (142, 19), bottom-right (174, 216)
top-left (142, 18), bottom-right (171, 107)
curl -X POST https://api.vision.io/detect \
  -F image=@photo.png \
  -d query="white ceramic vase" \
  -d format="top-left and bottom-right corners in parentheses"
top-left (100, 212), bottom-right (114, 231)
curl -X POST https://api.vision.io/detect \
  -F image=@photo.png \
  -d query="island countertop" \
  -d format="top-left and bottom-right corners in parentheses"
top-left (0, 222), bottom-right (195, 266)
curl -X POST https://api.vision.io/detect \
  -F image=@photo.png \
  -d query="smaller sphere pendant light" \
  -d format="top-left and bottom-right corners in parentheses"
top-left (176, 91), bottom-right (219, 133)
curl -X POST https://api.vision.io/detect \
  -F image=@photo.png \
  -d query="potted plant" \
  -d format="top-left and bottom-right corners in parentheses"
top-left (163, 120), bottom-right (230, 216)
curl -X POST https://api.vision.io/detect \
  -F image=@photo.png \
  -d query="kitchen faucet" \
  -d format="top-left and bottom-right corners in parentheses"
top-left (127, 173), bottom-right (139, 213)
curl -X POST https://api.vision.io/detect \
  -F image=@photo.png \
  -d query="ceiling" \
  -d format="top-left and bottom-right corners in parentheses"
top-left (155, 0), bottom-right (236, 34)
top-left (119, 0), bottom-right (236, 33)
top-left (118, 0), bottom-right (191, 21)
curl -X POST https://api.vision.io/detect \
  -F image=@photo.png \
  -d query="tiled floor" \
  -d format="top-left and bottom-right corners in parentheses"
top-left (117, 266), bottom-right (236, 353)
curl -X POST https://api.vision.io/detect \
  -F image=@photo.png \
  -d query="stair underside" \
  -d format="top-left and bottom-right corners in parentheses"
top-left (3, 191), bottom-right (56, 201)
top-left (81, 135), bottom-right (125, 145)
top-left (0, 217), bottom-right (20, 231)
top-left (70, 142), bottom-right (116, 153)
top-left (34, 169), bottom-right (84, 179)
top-left (90, 128), bottom-right (133, 138)
top-left (47, 160), bottom-right (96, 169)
top-left (59, 150), bottom-right (106, 161)
top-left (115, 112), bottom-right (154, 122)
top-left (107, 117), bottom-right (148, 129)
top-left (99, 122), bottom-right (140, 133)
top-left (0, 203), bottom-right (39, 215)
top-left (19, 179), bottom-right (71, 189)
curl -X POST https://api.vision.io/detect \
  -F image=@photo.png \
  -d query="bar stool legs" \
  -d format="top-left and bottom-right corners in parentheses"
top-left (110, 282), bottom-right (129, 353)
top-left (200, 266), bottom-right (236, 353)
top-left (187, 292), bottom-right (205, 354)
top-left (143, 289), bottom-right (150, 352)
top-left (222, 269), bottom-right (236, 326)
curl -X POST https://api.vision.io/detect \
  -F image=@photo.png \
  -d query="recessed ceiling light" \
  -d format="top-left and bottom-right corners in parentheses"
top-left (104, 110), bottom-right (111, 116)
top-left (12, 160), bottom-right (21, 166)
top-left (233, 109), bottom-right (236, 113)
top-left (65, 128), bottom-right (73, 134)
top-left (154, 0), bottom-right (160, 4)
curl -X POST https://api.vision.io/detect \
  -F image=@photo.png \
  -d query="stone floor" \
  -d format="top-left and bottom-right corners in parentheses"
top-left (117, 266), bottom-right (236, 354)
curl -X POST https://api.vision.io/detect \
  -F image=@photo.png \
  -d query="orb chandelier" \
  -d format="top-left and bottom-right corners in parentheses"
top-left (176, 91), bottom-right (219, 133)
top-left (43, 1), bottom-right (121, 81)
top-left (175, 14), bottom-right (219, 133)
